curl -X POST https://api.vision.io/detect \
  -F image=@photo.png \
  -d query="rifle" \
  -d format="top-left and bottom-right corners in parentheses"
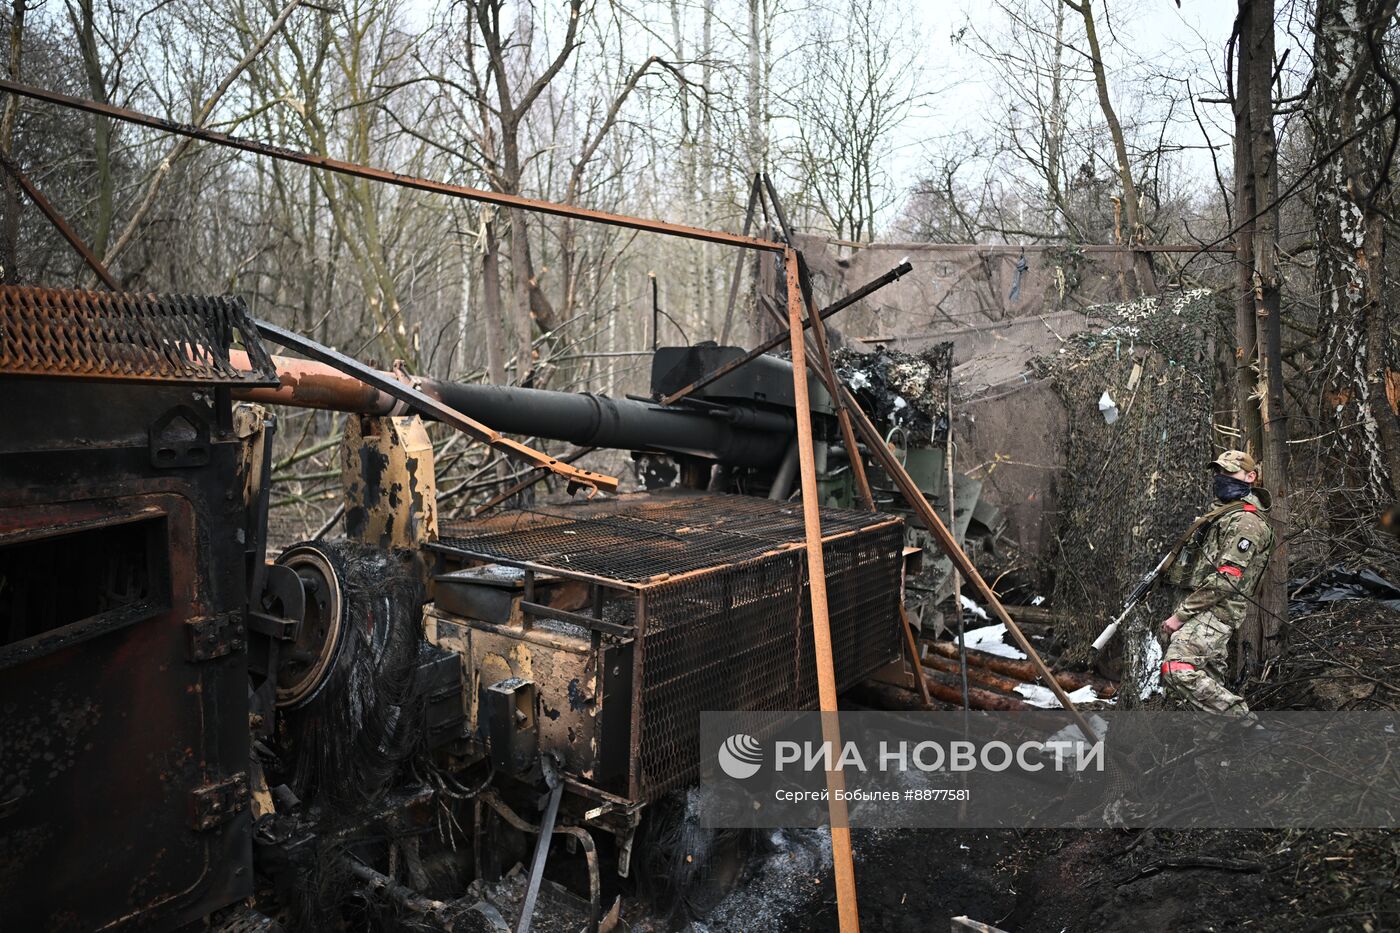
top-left (1091, 552), bottom-right (1171, 651)
top-left (1090, 500), bottom-right (1251, 652)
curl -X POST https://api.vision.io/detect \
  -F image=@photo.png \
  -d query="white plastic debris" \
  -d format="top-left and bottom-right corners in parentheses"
top-left (1098, 390), bottom-right (1119, 424)
top-left (1031, 594), bottom-right (1045, 606)
top-left (847, 371), bottom-right (869, 390)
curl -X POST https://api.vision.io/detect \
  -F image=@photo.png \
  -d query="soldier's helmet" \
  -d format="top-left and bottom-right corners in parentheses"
top-left (1210, 450), bottom-right (1258, 474)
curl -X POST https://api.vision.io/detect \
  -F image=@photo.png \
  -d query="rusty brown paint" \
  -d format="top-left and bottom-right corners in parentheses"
top-left (230, 349), bottom-right (398, 414)
top-left (784, 247), bottom-right (860, 932)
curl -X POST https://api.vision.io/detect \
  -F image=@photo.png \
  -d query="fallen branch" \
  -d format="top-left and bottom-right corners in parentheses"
top-left (1115, 856), bottom-right (1263, 886)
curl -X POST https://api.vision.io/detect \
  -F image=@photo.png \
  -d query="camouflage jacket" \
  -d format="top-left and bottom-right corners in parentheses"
top-left (1170, 490), bottom-right (1275, 624)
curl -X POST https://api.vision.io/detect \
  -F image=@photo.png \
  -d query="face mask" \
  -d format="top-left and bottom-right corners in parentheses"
top-left (1213, 474), bottom-right (1252, 502)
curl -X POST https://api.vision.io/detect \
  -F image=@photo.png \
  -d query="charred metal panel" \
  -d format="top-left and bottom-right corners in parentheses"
top-left (432, 491), bottom-right (904, 802)
top-left (342, 414), bottom-right (439, 550)
top-left (0, 377), bottom-right (254, 931)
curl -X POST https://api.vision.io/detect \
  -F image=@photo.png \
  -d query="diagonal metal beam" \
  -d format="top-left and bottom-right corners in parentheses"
top-left (0, 79), bottom-right (784, 254)
top-left (254, 319), bottom-right (618, 494)
top-left (0, 147), bottom-right (119, 289)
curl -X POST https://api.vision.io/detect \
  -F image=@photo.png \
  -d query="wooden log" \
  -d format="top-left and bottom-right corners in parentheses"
top-left (1001, 605), bottom-right (1067, 626)
top-left (921, 669), bottom-right (1030, 711)
top-left (925, 640), bottom-right (1117, 697)
top-left (921, 653), bottom-right (1028, 697)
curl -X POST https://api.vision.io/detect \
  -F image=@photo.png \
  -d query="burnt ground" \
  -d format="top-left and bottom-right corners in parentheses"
top-left (620, 600), bottom-right (1400, 933)
top-left (737, 826), bottom-right (1399, 933)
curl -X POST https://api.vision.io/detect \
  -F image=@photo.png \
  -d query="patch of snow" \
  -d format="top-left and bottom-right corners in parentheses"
top-left (1046, 713), bottom-right (1110, 745)
top-left (1013, 682), bottom-right (1104, 709)
top-left (1140, 632), bottom-right (1164, 699)
top-left (959, 595), bottom-right (989, 620)
top-left (962, 622), bottom-right (1025, 659)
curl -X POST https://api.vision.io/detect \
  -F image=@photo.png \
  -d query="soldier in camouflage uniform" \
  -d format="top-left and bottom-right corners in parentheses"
top-left (1159, 450), bottom-right (1275, 715)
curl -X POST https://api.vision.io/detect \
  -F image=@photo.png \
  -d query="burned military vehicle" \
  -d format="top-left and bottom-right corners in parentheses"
top-left (0, 284), bottom-right (991, 931)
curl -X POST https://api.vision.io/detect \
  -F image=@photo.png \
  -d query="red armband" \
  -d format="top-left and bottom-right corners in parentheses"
top-left (1217, 565), bottom-right (1243, 578)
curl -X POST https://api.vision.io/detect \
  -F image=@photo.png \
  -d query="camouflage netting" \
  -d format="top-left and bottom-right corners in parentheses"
top-left (1032, 289), bottom-right (1217, 699)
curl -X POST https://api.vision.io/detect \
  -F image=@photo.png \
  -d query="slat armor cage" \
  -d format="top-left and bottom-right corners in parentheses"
top-left (0, 285), bottom-right (279, 385)
top-left (435, 491), bottom-right (905, 800)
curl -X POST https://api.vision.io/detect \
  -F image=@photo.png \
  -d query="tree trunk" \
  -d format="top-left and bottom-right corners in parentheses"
top-left (1069, 0), bottom-right (1157, 294)
top-left (1234, 0), bottom-right (1288, 667)
top-left (1314, 0), bottom-right (1400, 507)
top-left (746, 0), bottom-right (765, 170)
top-left (1232, 4), bottom-right (1264, 457)
top-left (69, 0), bottom-right (115, 259)
top-left (0, 1), bottom-right (25, 284)
top-left (481, 211), bottom-right (507, 388)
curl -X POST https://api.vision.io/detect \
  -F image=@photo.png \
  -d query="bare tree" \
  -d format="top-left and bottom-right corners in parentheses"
top-left (786, 0), bottom-right (922, 243)
top-left (1064, 0), bottom-right (1157, 293)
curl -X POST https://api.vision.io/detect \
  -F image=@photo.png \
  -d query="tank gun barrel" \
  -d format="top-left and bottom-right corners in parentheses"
top-left (231, 350), bottom-right (795, 468)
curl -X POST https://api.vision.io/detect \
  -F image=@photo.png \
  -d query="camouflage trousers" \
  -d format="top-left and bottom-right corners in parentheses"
top-left (1161, 607), bottom-right (1251, 716)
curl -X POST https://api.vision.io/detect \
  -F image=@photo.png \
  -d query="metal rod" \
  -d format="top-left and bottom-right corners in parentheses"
top-left (252, 320), bottom-right (618, 493)
top-left (0, 79), bottom-right (783, 254)
top-left (783, 247), bottom-right (860, 932)
top-left (0, 147), bottom-right (119, 289)
top-left (516, 774), bottom-right (563, 933)
top-left (719, 174), bottom-right (762, 345)
top-left (840, 386), bottom-right (1099, 738)
top-left (898, 604), bottom-right (933, 709)
top-left (659, 260), bottom-right (913, 406)
top-left (470, 446), bottom-right (597, 517)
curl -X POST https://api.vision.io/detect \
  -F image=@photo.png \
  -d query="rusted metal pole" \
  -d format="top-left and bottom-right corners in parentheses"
top-left (469, 446), bottom-right (597, 517)
top-left (0, 148), bottom-right (119, 289)
top-left (230, 348), bottom-right (400, 414)
top-left (0, 79), bottom-right (783, 255)
top-left (839, 392), bottom-right (1100, 740)
top-left (898, 604), bottom-right (934, 710)
top-left (748, 257), bottom-right (1099, 741)
top-left (660, 260), bottom-right (913, 406)
top-left (794, 252), bottom-right (931, 714)
top-left (783, 247), bottom-right (859, 932)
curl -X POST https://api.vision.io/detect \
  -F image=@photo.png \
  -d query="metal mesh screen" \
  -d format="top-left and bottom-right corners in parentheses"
top-left (438, 491), bottom-right (892, 583)
top-left (636, 521), bottom-right (905, 799)
top-left (0, 285), bottom-right (279, 386)
top-left (436, 492), bottom-right (906, 800)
